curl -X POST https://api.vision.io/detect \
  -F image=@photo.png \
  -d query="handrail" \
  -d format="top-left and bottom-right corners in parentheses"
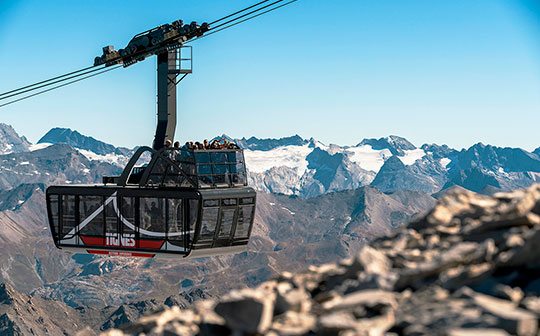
top-left (117, 146), bottom-right (156, 186)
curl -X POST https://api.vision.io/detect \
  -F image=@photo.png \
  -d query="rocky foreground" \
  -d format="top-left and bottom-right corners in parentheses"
top-left (97, 185), bottom-right (540, 336)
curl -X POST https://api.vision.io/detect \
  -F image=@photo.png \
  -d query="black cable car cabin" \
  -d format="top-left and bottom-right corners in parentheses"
top-left (46, 147), bottom-right (256, 258)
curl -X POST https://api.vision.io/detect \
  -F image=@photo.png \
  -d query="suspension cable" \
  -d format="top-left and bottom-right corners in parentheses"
top-left (188, 0), bottom-right (297, 43)
top-left (211, 0), bottom-right (288, 30)
top-left (0, 65), bottom-right (102, 98)
top-left (0, 66), bottom-right (121, 109)
top-left (0, 65), bottom-right (107, 101)
top-left (209, 0), bottom-right (273, 25)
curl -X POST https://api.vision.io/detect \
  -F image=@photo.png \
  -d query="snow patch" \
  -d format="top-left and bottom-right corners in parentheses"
top-left (77, 148), bottom-right (128, 167)
top-left (400, 148), bottom-right (426, 165)
top-left (348, 146), bottom-right (425, 171)
top-left (244, 144), bottom-right (313, 176)
top-left (281, 206), bottom-right (295, 215)
top-left (440, 158), bottom-right (451, 168)
top-left (0, 144), bottom-right (13, 155)
top-left (347, 145), bottom-right (392, 172)
top-left (29, 143), bottom-right (52, 151)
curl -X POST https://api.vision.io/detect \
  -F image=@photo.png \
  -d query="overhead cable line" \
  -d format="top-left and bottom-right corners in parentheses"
top-left (0, 66), bottom-right (121, 109)
top-left (188, 0), bottom-right (297, 43)
top-left (0, 65), bottom-right (102, 99)
top-left (0, 65), bottom-right (106, 101)
top-left (209, 0), bottom-right (273, 25)
top-left (211, 0), bottom-right (289, 30)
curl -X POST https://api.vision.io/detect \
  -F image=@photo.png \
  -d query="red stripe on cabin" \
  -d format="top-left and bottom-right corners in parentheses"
top-left (138, 240), bottom-right (165, 249)
top-left (80, 236), bottom-right (104, 246)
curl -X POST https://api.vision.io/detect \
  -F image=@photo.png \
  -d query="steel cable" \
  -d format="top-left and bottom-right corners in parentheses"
top-left (208, 0), bottom-right (274, 25)
top-left (0, 66), bottom-right (121, 108)
top-left (0, 65), bottom-right (103, 99)
top-left (0, 65), bottom-right (107, 101)
top-left (187, 0), bottom-right (297, 43)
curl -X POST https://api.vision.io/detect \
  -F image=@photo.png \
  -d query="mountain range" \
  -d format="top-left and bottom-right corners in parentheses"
top-left (0, 123), bottom-right (538, 334)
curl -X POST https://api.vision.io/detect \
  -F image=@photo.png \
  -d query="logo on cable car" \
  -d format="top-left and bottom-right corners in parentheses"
top-left (105, 233), bottom-right (136, 247)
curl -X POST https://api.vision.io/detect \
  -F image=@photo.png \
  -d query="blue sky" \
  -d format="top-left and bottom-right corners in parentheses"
top-left (0, 0), bottom-right (539, 150)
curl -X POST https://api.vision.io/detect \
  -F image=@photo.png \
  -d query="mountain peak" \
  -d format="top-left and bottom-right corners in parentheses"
top-left (358, 135), bottom-right (416, 156)
top-left (235, 135), bottom-right (308, 151)
top-left (38, 128), bottom-right (129, 156)
top-left (0, 123), bottom-right (31, 154)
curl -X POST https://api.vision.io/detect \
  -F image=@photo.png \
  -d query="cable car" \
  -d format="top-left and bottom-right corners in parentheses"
top-left (46, 146), bottom-right (256, 258)
top-left (35, 5), bottom-right (304, 258)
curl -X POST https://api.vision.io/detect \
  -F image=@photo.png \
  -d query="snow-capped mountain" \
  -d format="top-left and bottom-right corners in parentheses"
top-left (0, 124), bottom-right (539, 197)
top-left (243, 135), bottom-right (433, 197)
top-left (240, 135), bottom-right (540, 197)
top-left (37, 127), bottom-right (134, 168)
top-left (0, 123), bottom-right (31, 154)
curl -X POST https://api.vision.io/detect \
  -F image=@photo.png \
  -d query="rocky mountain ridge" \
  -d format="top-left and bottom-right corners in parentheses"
top-left (100, 184), bottom-right (540, 336)
top-left (2, 124), bottom-right (539, 198)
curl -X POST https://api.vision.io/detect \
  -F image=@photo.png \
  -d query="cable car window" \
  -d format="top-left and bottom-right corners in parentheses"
top-left (235, 205), bottom-right (254, 239)
top-left (203, 199), bottom-right (219, 207)
top-left (140, 198), bottom-right (166, 239)
top-left (79, 196), bottom-right (103, 236)
top-left (213, 164), bottom-right (229, 174)
top-left (200, 207), bottom-right (218, 241)
top-left (167, 199), bottom-right (183, 245)
top-left (62, 195), bottom-right (77, 237)
top-left (228, 151), bottom-right (243, 163)
top-left (49, 194), bottom-right (59, 240)
top-left (240, 197), bottom-right (254, 205)
top-left (211, 152), bottom-right (228, 163)
top-left (105, 198), bottom-right (118, 235)
top-left (80, 196), bottom-right (104, 239)
top-left (121, 197), bottom-right (136, 235)
top-left (222, 198), bottom-right (237, 206)
top-left (218, 208), bottom-right (236, 239)
top-left (195, 152), bottom-right (211, 163)
top-left (197, 164), bottom-right (212, 175)
top-left (230, 163), bottom-right (245, 174)
top-left (189, 199), bottom-right (199, 242)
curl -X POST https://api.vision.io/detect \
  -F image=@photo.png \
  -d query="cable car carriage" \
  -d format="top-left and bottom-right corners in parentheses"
top-left (46, 146), bottom-right (256, 258)
top-left (41, 13), bottom-right (271, 258)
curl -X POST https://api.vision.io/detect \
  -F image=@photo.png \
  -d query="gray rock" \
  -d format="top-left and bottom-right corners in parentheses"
top-left (214, 289), bottom-right (275, 334)
top-left (456, 288), bottom-right (537, 335)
